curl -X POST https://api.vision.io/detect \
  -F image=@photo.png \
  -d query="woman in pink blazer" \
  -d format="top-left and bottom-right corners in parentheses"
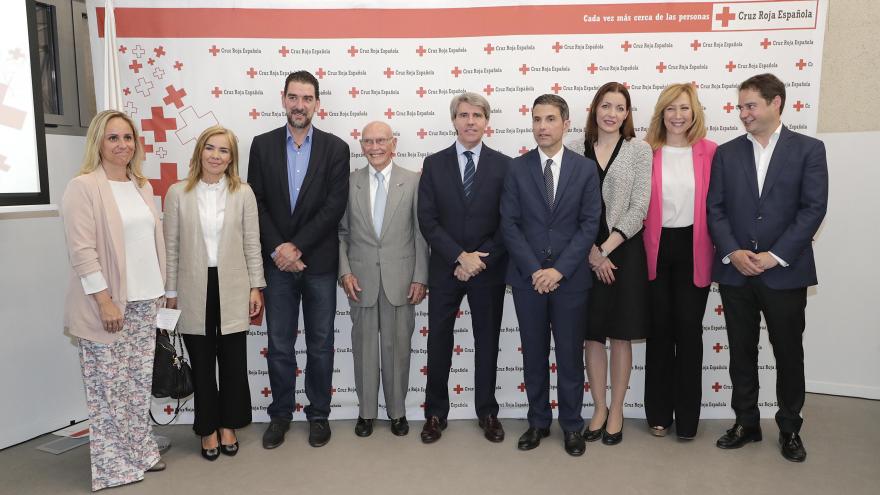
top-left (61, 110), bottom-right (167, 490)
top-left (643, 84), bottom-right (717, 440)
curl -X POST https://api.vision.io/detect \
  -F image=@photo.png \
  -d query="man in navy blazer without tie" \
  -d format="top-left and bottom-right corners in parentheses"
top-left (501, 94), bottom-right (601, 457)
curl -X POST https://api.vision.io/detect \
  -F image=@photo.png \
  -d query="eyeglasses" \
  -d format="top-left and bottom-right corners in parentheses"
top-left (360, 137), bottom-right (392, 146)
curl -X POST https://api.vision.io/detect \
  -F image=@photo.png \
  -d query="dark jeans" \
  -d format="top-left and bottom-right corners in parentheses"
top-left (264, 264), bottom-right (337, 421)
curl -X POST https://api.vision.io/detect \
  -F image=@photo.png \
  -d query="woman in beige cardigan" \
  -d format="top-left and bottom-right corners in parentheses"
top-left (61, 110), bottom-right (167, 490)
top-left (164, 126), bottom-right (265, 460)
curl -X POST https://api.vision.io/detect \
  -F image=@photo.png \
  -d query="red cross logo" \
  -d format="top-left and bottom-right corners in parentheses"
top-left (384, 108), bottom-right (394, 119)
top-left (517, 346), bottom-right (523, 353)
top-left (249, 108), bottom-right (259, 120)
top-left (246, 67), bottom-right (257, 79)
top-left (317, 108), bottom-right (327, 120)
top-left (164, 405), bottom-right (174, 415)
top-left (484, 43), bottom-right (494, 54)
top-left (456, 309), bottom-right (463, 318)
top-left (330, 387), bottom-right (336, 395)
top-left (347, 45), bottom-right (358, 57)
top-left (584, 382), bottom-right (590, 392)
top-left (416, 86), bottom-right (427, 98)
top-left (760, 38), bottom-right (771, 49)
top-left (141, 107), bottom-right (177, 143)
top-left (173, 61), bottom-right (183, 71)
top-left (295, 403), bottom-right (303, 412)
top-left (420, 365), bottom-right (428, 376)
top-left (622, 82), bottom-right (630, 89)
top-left (453, 384), bottom-right (464, 394)
top-left (260, 347), bottom-right (268, 357)
top-left (519, 64), bottom-right (529, 76)
top-left (211, 86), bottom-right (222, 98)
top-left (128, 59), bottom-right (143, 74)
top-left (511, 382), bottom-right (523, 393)
top-left (208, 45), bottom-right (220, 56)
top-left (723, 102), bottom-right (735, 113)
top-left (315, 67), bottom-right (326, 79)
top-left (519, 146), bottom-right (529, 155)
top-left (795, 59), bottom-right (807, 70)
top-left (454, 344), bottom-right (464, 356)
top-left (451, 66), bottom-right (462, 78)
top-left (147, 58), bottom-right (155, 66)
top-left (484, 126), bottom-right (494, 137)
top-left (587, 63), bottom-right (598, 75)
top-left (383, 67), bottom-right (395, 79)
top-left (296, 367), bottom-right (302, 377)
top-left (350, 128), bottom-right (361, 141)
top-left (549, 399), bottom-right (558, 409)
top-left (714, 304), bottom-right (724, 315)
top-left (162, 85), bottom-right (186, 109)
top-left (139, 136), bottom-right (153, 154)
top-left (656, 62), bottom-right (667, 73)
top-left (550, 83), bottom-right (561, 94)
top-left (118, 45), bottom-right (127, 54)
top-left (712, 382), bottom-right (722, 392)
top-left (348, 87), bottom-right (359, 98)
top-left (483, 84), bottom-right (494, 96)
top-left (725, 60), bottom-right (736, 72)
top-left (416, 45), bottom-right (426, 57)
top-left (552, 41), bottom-right (562, 53)
top-left (690, 40), bottom-right (701, 51)
top-left (549, 363), bottom-right (558, 373)
top-left (792, 100), bottom-right (805, 112)
top-left (419, 326), bottom-right (429, 337)
top-left (153, 46), bottom-right (165, 58)
top-left (621, 40), bottom-right (632, 52)
top-left (519, 104), bottom-right (529, 115)
top-left (279, 46), bottom-right (290, 57)
top-left (713, 343), bottom-right (723, 353)
top-left (122, 87), bottom-right (131, 96)
top-left (149, 162), bottom-right (179, 208)
top-left (716, 6), bottom-right (736, 27)
top-left (417, 128), bottom-right (427, 140)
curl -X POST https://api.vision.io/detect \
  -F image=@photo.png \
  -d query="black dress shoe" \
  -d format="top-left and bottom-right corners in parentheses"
top-left (583, 408), bottom-right (608, 442)
top-left (354, 417), bottom-right (374, 437)
top-left (779, 432), bottom-right (807, 462)
top-left (420, 416), bottom-right (447, 444)
top-left (716, 423), bottom-right (762, 449)
top-left (219, 430), bottom-right (239, 456)
top-left (563, 431), bottom-right (586, 456)
top-left (201, 432), bottom-right (220, 461)
top-left (517, 427), bottom-right (550, 451)
top-left (390, 417), bottom-right (409, 436)
top-left (478, 415), bottom-right (505, 443)
top-left (601, 426), bottom-right (623, 446)
top-left (262, 419), bottom-right (290, 449)
top-left (308, 419), bottom-right (332, 447)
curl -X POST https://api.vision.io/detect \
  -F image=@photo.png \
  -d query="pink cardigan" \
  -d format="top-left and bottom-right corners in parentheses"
top-left (61, 166), bottom-right (166, 344)
top-left (643, 138), bottom-right (717, 287)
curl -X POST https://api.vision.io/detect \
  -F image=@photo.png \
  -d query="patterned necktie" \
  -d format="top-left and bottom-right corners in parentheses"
top-left (544, 159), bottom-right (555, 209)
top-left (373, 170), bottom-right (386, 237)
top-left (462, 150), bottom-right (476, 198)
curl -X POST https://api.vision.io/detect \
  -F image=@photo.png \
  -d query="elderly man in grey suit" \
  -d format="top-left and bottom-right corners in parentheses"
top-left (339, 121), bottom-right (428, 437)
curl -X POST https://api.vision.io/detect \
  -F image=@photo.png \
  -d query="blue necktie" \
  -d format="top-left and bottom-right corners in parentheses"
top-left (462, 150), bottom-right (476, 198)
top-left (373, 170), bottom-right (387, 238)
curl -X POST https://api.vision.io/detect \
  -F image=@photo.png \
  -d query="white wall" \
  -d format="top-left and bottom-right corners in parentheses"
top-left (0, 134), bottom-right (88, 449)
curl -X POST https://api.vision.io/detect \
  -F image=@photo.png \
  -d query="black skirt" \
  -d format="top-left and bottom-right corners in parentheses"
top-left (586, 230), bottom-right (650, 342)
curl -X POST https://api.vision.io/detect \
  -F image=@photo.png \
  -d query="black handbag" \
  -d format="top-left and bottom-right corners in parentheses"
top-left (152, 328), bottom-right (194, 399)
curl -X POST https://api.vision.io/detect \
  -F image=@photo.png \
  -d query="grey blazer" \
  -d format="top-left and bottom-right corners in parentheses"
top-left (164, 181), bottom-right (266, 335)
top-left (597, 138), bottom-right (652, 238)
top-left (338, 163), bottom-right (428, 307)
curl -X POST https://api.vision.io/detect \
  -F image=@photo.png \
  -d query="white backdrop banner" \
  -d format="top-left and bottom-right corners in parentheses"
top-left (86, 0), bottom-right (828, 424)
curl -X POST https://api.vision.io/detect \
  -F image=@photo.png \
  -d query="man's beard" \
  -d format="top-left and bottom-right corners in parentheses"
top-left (287, 110), bottom-right (311, 129)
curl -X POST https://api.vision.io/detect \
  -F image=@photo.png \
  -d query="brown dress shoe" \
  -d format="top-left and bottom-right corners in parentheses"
top-left (478, 415), bottom-right (505, 443)
top-left (420, 416), bottom-right (447, 444)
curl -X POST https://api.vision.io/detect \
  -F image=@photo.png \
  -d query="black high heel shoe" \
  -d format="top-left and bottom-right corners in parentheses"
top-left (602, 413), bottom-right (624, 445)
top-left (201, 432), bottom-right (220, 461)
top-left (583, 408), bottom-right (608, 442)
top-left (220, 429), bottom-right (239, 457)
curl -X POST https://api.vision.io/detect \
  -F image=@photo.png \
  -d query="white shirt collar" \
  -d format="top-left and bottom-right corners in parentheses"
top-left (746, 122), bottom-right (783, 147)
top-left (537, 147), bottom-right (564, 167)
top-left (198, 175), bottom-right (227, 190)
top-left (369, 162), bottom-right (393, 181)
top-left (455, 140), bottom-right (483, 159)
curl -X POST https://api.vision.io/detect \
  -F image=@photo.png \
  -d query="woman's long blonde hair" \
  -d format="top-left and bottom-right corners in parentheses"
top-left (183, 125), bottom-right (242, 193)
top-left (78, 110), bottom-right (148, 186)
top-left (645, 83), bottom-right (707, 151)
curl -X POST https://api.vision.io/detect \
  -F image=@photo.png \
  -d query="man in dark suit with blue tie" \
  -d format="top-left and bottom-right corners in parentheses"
top-left (418, 93), bottom-right (511, 444)
top-left (247, 71), bottom-right (350, 449)
top-left (708, 73), bottom-right (828, 462)
top-left (501, 94), bottom-right (602, 456)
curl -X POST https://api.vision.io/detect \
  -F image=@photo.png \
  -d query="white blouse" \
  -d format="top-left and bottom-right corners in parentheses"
top-left (80, 180), bottom-right (164, 302)
top-left (660, 145), bottom-right (695, 228)
top-left (196, 177), bottom-right (227, 267)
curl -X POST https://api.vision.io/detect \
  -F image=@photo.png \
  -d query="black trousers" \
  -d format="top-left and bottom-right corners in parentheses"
top-left (719, 279), bottom-right (807, 434)
top-left (182, 267), bottom-right (252, 436)
top-left (424, 282), bottom-right (505, 420)
top-left (644, 226), bottom-right (710, 437)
